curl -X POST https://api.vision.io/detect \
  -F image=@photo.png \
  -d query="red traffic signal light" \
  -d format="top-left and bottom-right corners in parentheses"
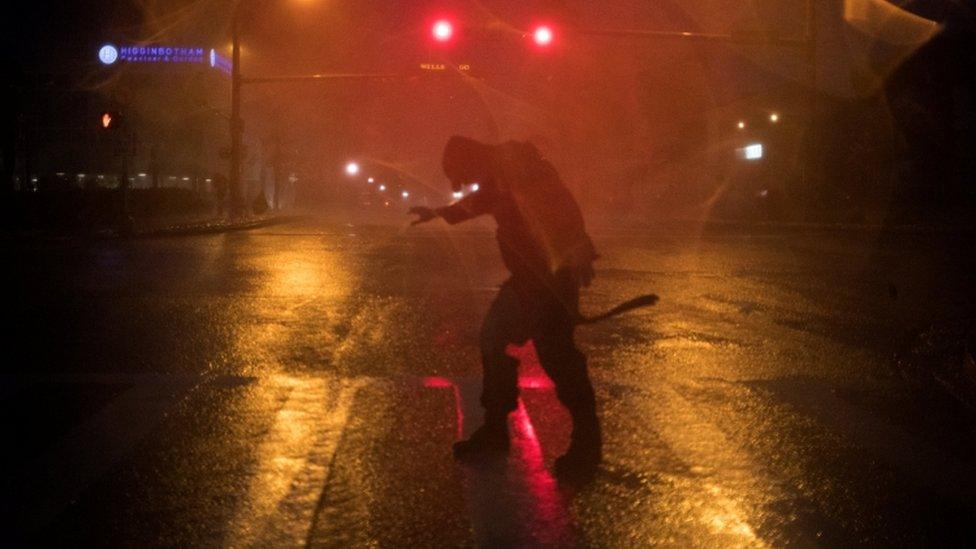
top-left (531, 24), bottom-right (555, 47)
top-left (431, 19), bottom-right (454, 43)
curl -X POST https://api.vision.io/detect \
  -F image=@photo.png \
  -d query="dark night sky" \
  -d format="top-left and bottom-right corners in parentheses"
top-left (2, 0), bottom-right (143, 73)
top-left (3, 0), bottom-right (973, 223)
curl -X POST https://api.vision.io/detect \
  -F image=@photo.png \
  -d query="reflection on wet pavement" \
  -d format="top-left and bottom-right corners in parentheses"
top-left (5, 220), bottom-right (976, 546)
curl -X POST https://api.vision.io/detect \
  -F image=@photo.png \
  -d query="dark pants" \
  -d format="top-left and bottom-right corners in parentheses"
top-left (479, 272), bottom-right (599, 446)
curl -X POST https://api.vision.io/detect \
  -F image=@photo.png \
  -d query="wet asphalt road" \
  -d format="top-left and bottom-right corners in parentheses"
top-left (2, 217), bottom-right (975, 547)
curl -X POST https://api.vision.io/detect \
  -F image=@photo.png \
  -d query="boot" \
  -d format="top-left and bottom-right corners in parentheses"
top-left (453, 417), bottom-right (510, 460)
top-left (555, 417), bottom-right (601, 481)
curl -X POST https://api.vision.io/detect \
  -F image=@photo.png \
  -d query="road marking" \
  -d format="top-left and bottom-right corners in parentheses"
top-left (225, 374), bottom-right (364, 548)
top-left (648, 383), bottom-right (769, 547)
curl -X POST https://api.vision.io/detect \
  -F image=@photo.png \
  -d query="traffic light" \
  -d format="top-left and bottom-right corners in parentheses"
top-left (426, 17), bottom-right (557, 50)
top-left (431, 18), bottom-right (455, 43)
top-left (100, 110), bottom-right (123, 130)
top-left (531, 25), bottom-right (555, 47)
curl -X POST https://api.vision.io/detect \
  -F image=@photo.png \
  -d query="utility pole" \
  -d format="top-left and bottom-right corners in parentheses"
top-left (229, 1), bottom-right (244, 219)
top-left (272, 123), bottom-right (283, 212)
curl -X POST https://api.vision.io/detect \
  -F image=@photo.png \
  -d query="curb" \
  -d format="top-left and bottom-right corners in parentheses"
top-left (133, 215), bottom-right (300, 238)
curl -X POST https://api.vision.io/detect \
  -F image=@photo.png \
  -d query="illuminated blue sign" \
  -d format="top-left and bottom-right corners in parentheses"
top-left (98, 43), bottom-right (231, 75)
top-left (99, 44), bottom-right (119, 65)
top-left (117, 46), bottom-right (206, 63)
top-left (97, 44), bottom-right (207, 64)
top-left (209, 48), bottom-right (233, 75)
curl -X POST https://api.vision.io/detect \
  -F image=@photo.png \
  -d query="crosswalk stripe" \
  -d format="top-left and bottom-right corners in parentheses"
top-left (225, 374), bottom-right (364, 548)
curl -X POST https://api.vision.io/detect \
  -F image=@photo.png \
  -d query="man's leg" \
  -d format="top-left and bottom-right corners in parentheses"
top-left (454, 281), bottom-right (525, 458)
top-left (535, 323), bottom-right (602, 477)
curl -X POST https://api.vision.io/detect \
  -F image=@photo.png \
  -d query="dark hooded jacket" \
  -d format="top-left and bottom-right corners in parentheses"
top-left (436, 140), bottom-right (597, 287)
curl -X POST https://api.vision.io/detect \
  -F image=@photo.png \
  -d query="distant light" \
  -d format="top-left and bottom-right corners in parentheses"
top-left (737, 120), bottom-right (746, 130)
top-left (470, 182), bottom-right (480, 192)
top-left (78, 173), bottom-right (86, 178)
top-left (401, 191), bottom-right (410, 199)
top-left (182, 177), bottom-right (190, 181)
top-left (101, 112), bottom-right (113, 129)
top-left (138, 173), bottom-right (147, 177)
top-left (98, 44), bottom-right (119, 65)
top-left (378, 184), bottom-right (386, 191)
top-left (31, 177), bottom-right (38, 183)
top-left (769, 113), bottom-right (779, 123)
top-left (432, 19), bottom-right (454, 42)
top-left (209, 48), bottom-right (217, 68)
top-left (56, 172), bottom-right (65, 177)
top-left (97, 175), bottom-right (105, 180)
top-left (742, 143), bottom-right (763, 160)
top-left (532, 25), bottom-right (554, 47)
top-left (205, 178), bottom-right (212, 183)
top-left (345, 162), bottom-right (360, 176)
top-left (168, 176), bottom-right (176, 180)
top-left (367, 177), bottom-right (374, 183)
top-left (452, 191), bottom-right (463, 200)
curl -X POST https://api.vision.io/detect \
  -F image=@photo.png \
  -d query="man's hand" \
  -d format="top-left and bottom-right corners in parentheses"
top-left (408, 206), bottom-right (438, 226)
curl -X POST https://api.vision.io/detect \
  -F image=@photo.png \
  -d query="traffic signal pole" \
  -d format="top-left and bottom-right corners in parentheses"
top-left (229, 1), bottom-right (243, 220)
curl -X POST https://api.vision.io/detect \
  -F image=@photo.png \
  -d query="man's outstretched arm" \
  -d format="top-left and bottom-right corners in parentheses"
top-left (408, 191), bottom-right (490, 226)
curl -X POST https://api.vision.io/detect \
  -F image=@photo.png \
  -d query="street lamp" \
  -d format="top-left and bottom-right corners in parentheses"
top-left (345, 161), bottom-right (360, 176)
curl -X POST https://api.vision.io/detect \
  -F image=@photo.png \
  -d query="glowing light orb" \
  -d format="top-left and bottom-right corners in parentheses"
top-left (533, 25), bottom-right (554, 46)
top-left (98, 44), bottom-right (119, 65)
top-left (345, 162), bottom-right (360, 176)
top-left (432, 20), bottom-right (454, 42)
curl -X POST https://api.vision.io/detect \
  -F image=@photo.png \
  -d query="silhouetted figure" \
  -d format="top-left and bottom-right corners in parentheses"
top-left (410, 136), bottom-right (605, 479)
